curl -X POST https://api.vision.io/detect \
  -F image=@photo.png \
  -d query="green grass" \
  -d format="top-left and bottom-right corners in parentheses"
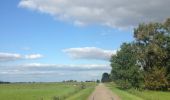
top-left (66, 86), bottom-right (95, 100)
top-left (66, 82), bottom-right (96, 100)
top-left (107, 83), bottom-right (170, 100)
top-left (107, 83), bottom-right (143, 100)
top-left (127, 89), bottom-right (170, 100)
top-left (0, 82), bottom-right (95, 100)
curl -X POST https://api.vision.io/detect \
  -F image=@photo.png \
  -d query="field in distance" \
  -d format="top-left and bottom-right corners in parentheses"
top-left (0, 82), bottom-right (96, 100)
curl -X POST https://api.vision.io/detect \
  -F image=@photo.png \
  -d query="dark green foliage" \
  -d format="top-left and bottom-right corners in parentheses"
top-left (110, 43), bottom-right (143, 89)
top-left (144, 67), bottom-right (168, 91)
top-left (0, 81), bottom-right (10, 84)
top-left (96, 80), bottom-right (100, 83)
top-left (134, 19), bottom-right (170, 90)
top-left (110, 18), bottom-right (170, 90)
top-left (101, 73), bottom-right (111, 83)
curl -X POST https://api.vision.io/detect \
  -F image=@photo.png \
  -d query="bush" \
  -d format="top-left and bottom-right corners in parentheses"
top-left (53, 96), bottom-right (60, 100)
top-left (80, 83), bottom-right (86, 89)
top-left (144, 67), bottom-right (168, 91)
top-left (117, 79), bottom-right (132, 89)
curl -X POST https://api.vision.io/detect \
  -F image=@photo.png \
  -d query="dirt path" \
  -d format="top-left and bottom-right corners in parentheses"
top-left (88, 83), bottom-right (121, 100)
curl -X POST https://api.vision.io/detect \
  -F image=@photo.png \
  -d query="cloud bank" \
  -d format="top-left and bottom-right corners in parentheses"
top-left (63, 47), bottom-right (116, 60)
top-left (0, 52), bottom-right (43, 62)
top-left (0, 53), bottom-right (22, 62)
top-left (21, 63), bottom-right (111, 71)
top-left (0, 63), bottom-right (111, 82)
top-left (18, 0), bottom-right (170, 28)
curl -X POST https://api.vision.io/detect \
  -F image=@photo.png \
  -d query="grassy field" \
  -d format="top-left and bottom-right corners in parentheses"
top-left (107, 83), bottom-right (170, 100)
top-left (0, 82), bottom-right (96, 100)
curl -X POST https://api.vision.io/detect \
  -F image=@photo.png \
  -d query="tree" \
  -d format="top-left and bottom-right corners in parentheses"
top-left (134, 22), bottom-right (167, 71)
top-left (110, 18), bottom-right (170, 90)
top-left (134, 19), bottom-right (170, 90)
top-left (101, 73), bottom-right (110, 83)
top-left (110, 43), bottom-right (143, 89)
top-left (144, 67), bottom-right (168, 91)
top-left (96, 80), bottom-right (100, 83)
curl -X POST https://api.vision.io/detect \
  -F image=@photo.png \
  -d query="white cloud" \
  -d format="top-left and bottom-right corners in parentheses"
top-left (0, 52), bottom-right (22, 62)
top-left (18, 0), bottom-right (170, 28)
top-left (0, 63), bottom-right (111, 74)
top-left (0, 63), bottom-right (111, 82)
top-left (22, 63), bottom-right (111, 71)
top-left (0, 52), bottom-right (43, 62)
top-left (25, 54), bottom-right (43, 59)
top-left (63, 47), bottom-right (116, 60)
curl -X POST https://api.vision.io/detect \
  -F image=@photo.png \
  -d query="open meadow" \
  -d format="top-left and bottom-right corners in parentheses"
top-left (0, 82), bottom-right (96, 100)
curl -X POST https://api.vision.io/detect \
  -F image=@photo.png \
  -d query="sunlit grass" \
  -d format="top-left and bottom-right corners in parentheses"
top-left (0, 82), bottom-right (95, 100)
top-left (107, 83), bottom-right (170, 100)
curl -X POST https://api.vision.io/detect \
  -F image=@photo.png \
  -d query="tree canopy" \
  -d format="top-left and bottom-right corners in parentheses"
top-left (101, 73), bottom-right (110, 83)
top-left (110, 18), bottom-right (170, 90)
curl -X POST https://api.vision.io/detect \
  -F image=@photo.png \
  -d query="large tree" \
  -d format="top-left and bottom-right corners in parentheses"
top-left (110, 43), bottom-right (143, 89)
top-left (134, 19), bottom-right (170, 89)
top-left (110, 18), bottom-right (170, 90)
top-left (134, 22), bottom-right (167, 71)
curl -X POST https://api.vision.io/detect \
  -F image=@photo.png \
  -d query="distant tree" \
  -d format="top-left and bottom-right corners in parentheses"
top-left (0, 81), bottom-right (10, 84)
top-left (85, 80), bottom-right (95, 82)
top-left (101, 73), bottom-right (110, 83)
top-left (96, 80), bottom-right (100, 83)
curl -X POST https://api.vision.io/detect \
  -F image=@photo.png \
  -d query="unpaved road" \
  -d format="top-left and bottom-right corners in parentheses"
top-left (88, 83), bottom-right (121, 100)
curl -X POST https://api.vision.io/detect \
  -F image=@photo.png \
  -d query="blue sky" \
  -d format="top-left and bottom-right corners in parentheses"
top-left (0, 0), bottom-right (169, 82)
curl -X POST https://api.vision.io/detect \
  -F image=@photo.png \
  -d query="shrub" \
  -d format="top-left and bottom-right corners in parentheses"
top-left (144, 67), bottom-right (168, 91)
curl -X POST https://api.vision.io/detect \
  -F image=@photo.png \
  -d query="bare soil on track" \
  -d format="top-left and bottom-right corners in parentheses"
top-left (88, 83), bottom-right (120, 100)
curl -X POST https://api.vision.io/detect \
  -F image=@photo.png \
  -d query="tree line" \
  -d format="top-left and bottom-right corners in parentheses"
top-left (110, 18), bottom-right (170, 91)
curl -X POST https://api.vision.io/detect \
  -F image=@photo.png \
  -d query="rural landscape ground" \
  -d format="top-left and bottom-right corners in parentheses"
top-left (0, 82), bottom-right (170, 100)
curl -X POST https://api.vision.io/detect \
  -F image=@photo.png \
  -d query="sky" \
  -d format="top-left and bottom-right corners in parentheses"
top-left (0, 0), bottom-right (170, 82)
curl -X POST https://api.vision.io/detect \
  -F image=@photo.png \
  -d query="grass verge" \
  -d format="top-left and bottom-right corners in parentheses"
top-left (127, 89), bottom-right (170, 100)
top-left (66, 87), bottom-right (95, 100)
top-left (107, 83), bottom-right (170, 100)
top-left (66, 82), bottom-right (96, 100)
top-left (107, 83), bottom-right (143, 100)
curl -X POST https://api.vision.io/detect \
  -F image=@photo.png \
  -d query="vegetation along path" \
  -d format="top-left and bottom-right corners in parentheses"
top-left (88, 83), bottom-right (120, 100)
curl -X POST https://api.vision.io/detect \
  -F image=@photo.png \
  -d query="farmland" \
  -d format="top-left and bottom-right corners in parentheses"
top-left (0, 82), bottom-right (96, 100)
